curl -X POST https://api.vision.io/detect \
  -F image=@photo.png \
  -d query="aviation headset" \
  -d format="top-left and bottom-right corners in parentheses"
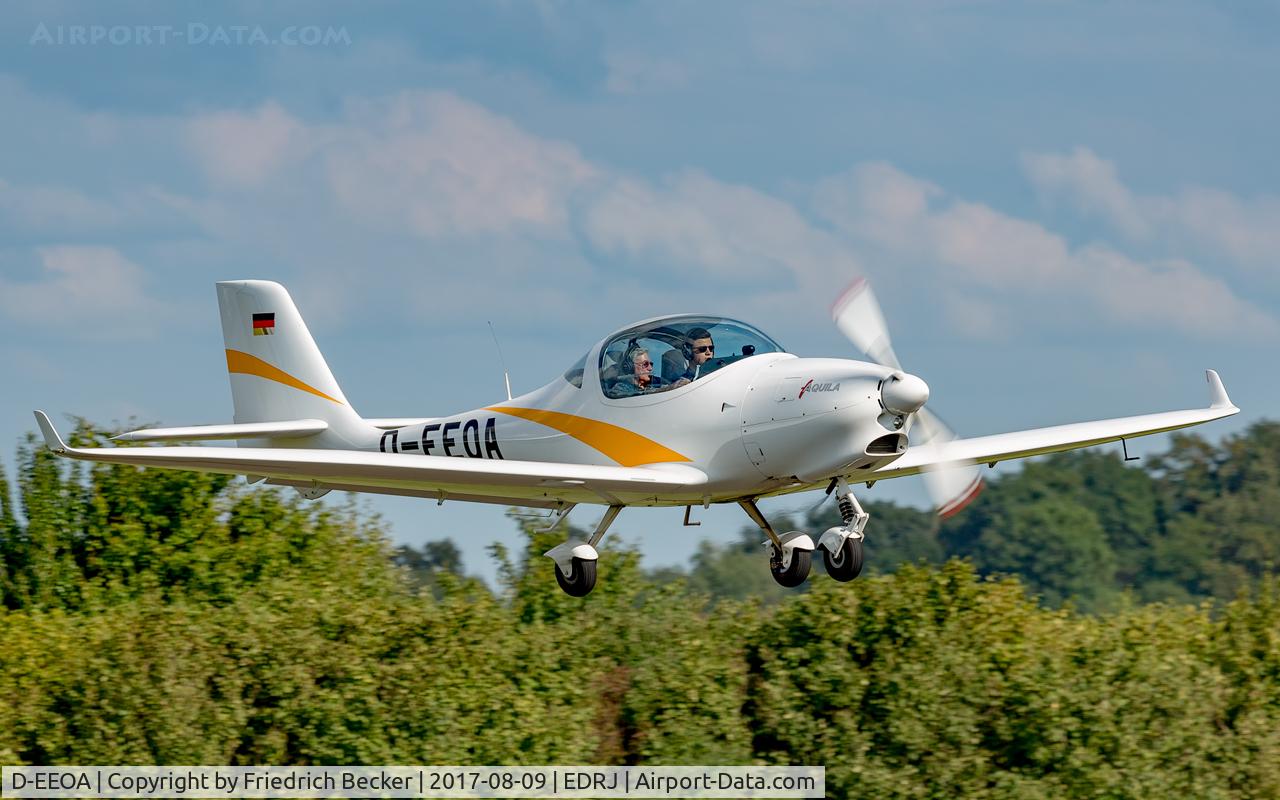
top-left (620, 338), bottom-right (643, 372)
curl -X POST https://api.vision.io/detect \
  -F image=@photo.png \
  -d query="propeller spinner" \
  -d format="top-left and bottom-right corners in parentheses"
top-left (831, 279), bottom-right (983, 517)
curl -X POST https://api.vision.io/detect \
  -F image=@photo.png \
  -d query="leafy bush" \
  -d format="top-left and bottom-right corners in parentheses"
top-left (2, 421), bottom-right (1279, 799)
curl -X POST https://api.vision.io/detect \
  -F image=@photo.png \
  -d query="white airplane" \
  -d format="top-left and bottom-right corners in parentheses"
top-left (34, 280), bottom-right (1239, 596)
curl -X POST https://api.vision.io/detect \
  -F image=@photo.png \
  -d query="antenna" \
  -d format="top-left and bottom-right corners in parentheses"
top-left (487, 321), bottom-right (513, 401)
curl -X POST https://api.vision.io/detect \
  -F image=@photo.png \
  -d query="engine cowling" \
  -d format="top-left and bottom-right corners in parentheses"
top-left (739, 358), bottom-right (911, 482)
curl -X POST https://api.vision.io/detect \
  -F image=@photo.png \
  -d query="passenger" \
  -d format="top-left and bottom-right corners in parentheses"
top-left (663, 327), bottom-right (715, 387)
top-left (613, 347), bottom-right (667, 396)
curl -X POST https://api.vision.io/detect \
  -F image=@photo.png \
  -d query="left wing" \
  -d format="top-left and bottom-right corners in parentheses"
top-left (33, 411), bottom-right (706, 508)
top-left (874, 369), bottom-right (1239, 482)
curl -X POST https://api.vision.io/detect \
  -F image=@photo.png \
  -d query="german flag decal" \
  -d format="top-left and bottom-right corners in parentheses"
top-left (252, 312), bottom-right (275, 336)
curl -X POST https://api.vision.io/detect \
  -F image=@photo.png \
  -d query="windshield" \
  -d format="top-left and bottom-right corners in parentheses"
top-left (562, 352), bottom-right (588, 388)
top-left (598, 316), bottom-right (783, 399)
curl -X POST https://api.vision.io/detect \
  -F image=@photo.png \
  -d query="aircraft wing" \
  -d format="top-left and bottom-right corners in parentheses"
top-left (872, 369), bottom-right (1239, 482)
top-left (33, 411), bottom-right (706, 508)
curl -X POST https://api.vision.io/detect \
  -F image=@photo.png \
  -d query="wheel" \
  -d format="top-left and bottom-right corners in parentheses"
top-left (823, 536), bottom-right (864, 582)
top-left (554, 556), bottom-right (597, 597)
top-left (770, 546), bottom-right (812, 588)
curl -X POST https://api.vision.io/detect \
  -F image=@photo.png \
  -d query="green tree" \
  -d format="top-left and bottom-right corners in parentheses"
top-left (7, 417), bottom-right (1280, 792)
top-left (6, 436), bottom-right (88, 609)
top-left (393, 539), bottom-right (466, 597)
top-left (1152, 422), bottom-right (1280, 600)
top-left (947, 494), bottom-right (1116, 611)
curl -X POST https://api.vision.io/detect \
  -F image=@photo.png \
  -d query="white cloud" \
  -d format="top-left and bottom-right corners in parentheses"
top-left (1023, 147), bottom-right (1280, 271)
top-left (324, 92), bottom-right (598, 237)
top-left (813, 162), bottom-right (952, 279)
top-left (184, 92), bottom-right (598, 238)
top-left (1021, 147), bottom-right (1148, 238)
top-left (940, 293), bottom-right (1006, 341)
top-left (171, 91), bottom-right (867, 328)
top-left (813, 162), bottom-right (1278, 340)
top-left (0, 246), bottom-right (174, 338)
top-left (73, 88), bottom-right (1269, 344)
top-left (1078, 247), bottom-right (1274, 339)
top-left (585, 170), bottom-right (862, 295)
top-left (185, 102), bottom-right (311, 188)
top-left (0, 179), bottom-right (124, 230)
top-left (0, 179), bottom-right (184, 234)
top-left (1160, 187), bottom-right (1280, 269)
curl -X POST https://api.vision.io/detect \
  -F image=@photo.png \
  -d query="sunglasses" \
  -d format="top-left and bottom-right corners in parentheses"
top-left (636, 360), bottom-right (653, 367)
top-left (693, 345), bottom-right (714, 354)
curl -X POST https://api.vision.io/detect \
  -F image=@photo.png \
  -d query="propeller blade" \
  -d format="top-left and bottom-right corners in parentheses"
top-left (831, 277), bottom-right (980, 517)
top-left (915, 407), bottom-right (984, 519)
top-left (831, 278), bottom-right (902, 371)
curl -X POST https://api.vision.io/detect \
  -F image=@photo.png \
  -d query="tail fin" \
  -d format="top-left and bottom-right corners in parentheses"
top-left (217, 281), bottom-right (366, 442)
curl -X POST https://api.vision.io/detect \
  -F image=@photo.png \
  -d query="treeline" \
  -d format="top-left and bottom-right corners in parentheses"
top-left (1, 424), bottom-right (1279, 798)
top-left (684, 423), bottom-right (1280, 611)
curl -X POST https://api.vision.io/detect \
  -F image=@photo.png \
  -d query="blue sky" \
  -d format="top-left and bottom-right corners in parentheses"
top-left (2, 1), bottom-right (1278, 583)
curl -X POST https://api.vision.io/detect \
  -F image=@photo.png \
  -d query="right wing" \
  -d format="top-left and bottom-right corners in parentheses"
top-left (34, 411), bottom-right (706, 509)
top-left (874, 370), bottom-right (1238, 484)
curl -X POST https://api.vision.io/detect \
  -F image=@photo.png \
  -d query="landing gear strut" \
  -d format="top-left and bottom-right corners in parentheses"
top-left (817, 478), bottom-right (866, 582)
top-left (545, 505), bottom-right (622, 597)
top-left (739, 499), bottom-right (815, 588)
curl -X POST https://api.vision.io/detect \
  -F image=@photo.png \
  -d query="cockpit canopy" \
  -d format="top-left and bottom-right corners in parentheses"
top-left (597, 315), bottom-right (784, 399)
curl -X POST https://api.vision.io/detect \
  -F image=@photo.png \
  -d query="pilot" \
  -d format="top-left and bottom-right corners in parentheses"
top-left (662, 327), bottom-right (715, 387)
top-left (613, 347), bottom-right (667, 396)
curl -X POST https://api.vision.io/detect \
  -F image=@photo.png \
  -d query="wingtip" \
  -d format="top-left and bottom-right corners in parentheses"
top-left (1205, 369), bottom-right (1236, 411)
top-left (32, 410), bottom-right (68, 453)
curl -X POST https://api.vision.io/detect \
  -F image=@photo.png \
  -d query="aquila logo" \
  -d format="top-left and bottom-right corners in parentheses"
top-left (798, 379), bottom-right (840, 398)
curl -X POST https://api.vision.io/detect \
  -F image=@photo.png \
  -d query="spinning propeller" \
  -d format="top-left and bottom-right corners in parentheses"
top-left (831, 279), bottom-right (983, 518)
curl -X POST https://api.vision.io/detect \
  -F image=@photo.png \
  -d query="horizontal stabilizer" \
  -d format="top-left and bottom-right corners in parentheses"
top-left (364, 418), bottom-right (438, 430)
top-left (112, 419), bottom-right (329, 442)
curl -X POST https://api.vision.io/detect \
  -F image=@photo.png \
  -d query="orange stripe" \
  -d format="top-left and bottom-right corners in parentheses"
top-left (225, 350), bottom-right (343, 405)
top-left (485, 406), bottom-right (690, 467)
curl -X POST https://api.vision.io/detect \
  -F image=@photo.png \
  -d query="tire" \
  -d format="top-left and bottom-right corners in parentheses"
top-left (824, 536), bottom-right (864, 582)
top-left (554, 556), bottom-right (597, 597)
top-left (770, 546), bottom-right (812, 588)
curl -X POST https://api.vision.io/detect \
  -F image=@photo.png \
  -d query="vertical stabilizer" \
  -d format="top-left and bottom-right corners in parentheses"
top-left (216, 281), bottom-right (367, 444)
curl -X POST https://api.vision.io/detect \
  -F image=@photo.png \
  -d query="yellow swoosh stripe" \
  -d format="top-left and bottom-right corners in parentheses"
top-left (485, 406), bottom-right (690, 467)
top-left (225, 350), bottom-right (343, 405)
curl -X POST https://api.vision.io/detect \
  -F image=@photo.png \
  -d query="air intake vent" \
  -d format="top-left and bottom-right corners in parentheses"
top-left (865, 433), bottom-right (907, 456)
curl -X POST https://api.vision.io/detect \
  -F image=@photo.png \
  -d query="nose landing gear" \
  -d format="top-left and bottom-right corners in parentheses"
top-left (817, 478), bottom-right (867, 582)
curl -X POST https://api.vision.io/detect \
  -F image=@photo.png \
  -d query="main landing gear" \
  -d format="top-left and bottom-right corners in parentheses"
top-left (544, 505), bottom-right (621, 597)
top-left (548, 480), bottom-right (870, 596)
top-left (738, 499), bottom-right (815, 587)
top-left (741, 477), bottom-right (868, 587)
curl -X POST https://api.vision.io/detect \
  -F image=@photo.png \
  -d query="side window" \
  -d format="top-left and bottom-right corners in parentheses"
top-left (600, 334), bottom-right (683, 398)
top-left (599, 339), bottom-right (635, 398)
top-left (562, 352), bottom-right (588, 388)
